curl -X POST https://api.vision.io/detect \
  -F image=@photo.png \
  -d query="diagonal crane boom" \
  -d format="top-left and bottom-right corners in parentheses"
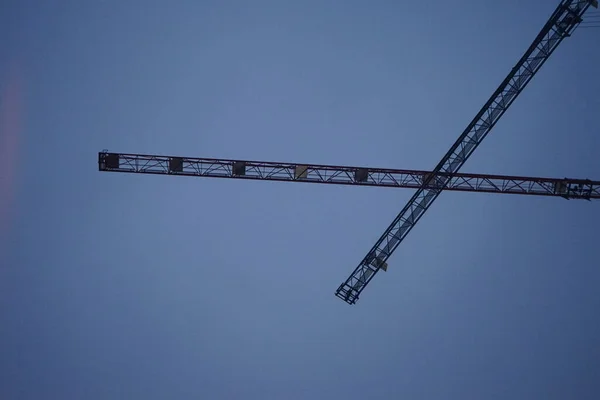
top-left (335, 0), bottom-right (596, 304)
top-left (98, 151), bottom-right (600, 200)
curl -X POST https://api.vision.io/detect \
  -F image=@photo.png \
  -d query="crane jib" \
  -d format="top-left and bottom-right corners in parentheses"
top-left (334, 0), bottom-right (595, 305)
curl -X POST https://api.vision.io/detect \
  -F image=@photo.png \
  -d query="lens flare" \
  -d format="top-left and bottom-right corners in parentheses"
top-left (0, 61), bottom-right (22, 261)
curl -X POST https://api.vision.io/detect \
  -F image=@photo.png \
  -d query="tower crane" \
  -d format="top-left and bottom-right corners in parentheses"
top-left (97, 151), bottom-right (600, 201)
top-left (98, 0), bottom-right (597, 305)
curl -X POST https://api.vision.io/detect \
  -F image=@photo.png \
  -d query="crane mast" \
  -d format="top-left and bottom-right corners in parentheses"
top-left (98, 151), bottom-right (600, 200)
top-left (335, 0), bottom-right (595, 304)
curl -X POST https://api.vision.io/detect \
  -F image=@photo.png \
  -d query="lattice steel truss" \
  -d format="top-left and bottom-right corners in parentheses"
top-left (98, 152), bottom-right (600, 200)
top-left (335, 0), bottom-right (595, 304)
top-left (98, 0), bottom-right (597, 306)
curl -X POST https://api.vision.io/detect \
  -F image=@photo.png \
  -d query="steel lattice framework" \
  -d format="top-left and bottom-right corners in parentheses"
top-left (98, 0), bottom-right (597, 306)
top-left (334, 0), bottom-right (595, 304)
top-left (98, 152), bottom-right (600, 200)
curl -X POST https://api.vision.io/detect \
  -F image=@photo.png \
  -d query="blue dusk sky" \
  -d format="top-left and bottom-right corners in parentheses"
top-left (1, 1), bottom-right (599, 399)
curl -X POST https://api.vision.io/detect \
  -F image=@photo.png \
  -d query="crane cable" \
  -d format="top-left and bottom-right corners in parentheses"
top-left (578, 11), bottom-right (600, 28)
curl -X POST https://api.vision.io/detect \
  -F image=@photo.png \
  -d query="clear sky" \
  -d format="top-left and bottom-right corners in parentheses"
top-left (1, 1), bottom-right (599, 399)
